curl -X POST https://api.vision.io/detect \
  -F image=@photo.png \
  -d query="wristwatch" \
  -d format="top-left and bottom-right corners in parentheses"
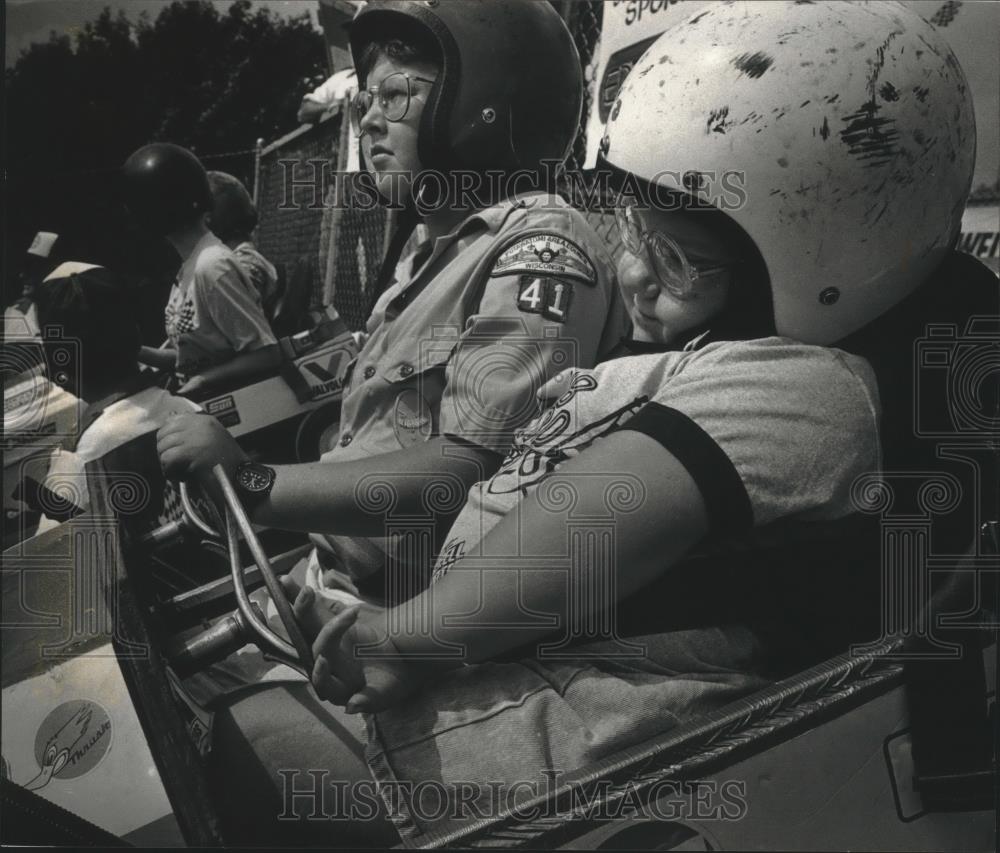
top-left (234, 461), bottom-right (276, 506)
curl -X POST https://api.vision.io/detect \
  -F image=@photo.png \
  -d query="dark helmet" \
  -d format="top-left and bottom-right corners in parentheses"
top-left (206, 171), bottom-right (258, 243)
top-left (120, 143), bottom-right (212, 235)
top-left (348, 0), bottom-right (583, 173)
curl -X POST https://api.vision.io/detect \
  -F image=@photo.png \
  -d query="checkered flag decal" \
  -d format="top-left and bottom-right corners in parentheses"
top-left (158, 479), bottom-right (185, 528)
top-left (930, 0), bottom-right (962, 27)
top-left (165, 296), bottom-right (196, 335)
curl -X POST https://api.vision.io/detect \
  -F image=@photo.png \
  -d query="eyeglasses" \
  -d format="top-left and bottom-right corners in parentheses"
top-left (350, 72), bottom-right (436, 135)
top-left (615, 202), bottom-right (732, 299)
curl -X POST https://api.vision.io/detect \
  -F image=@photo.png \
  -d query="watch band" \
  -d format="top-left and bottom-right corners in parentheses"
top-left (234, 461), bottom-right (276, 506)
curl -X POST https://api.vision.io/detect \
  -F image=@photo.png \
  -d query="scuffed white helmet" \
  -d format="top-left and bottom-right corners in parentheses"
top-left (603, 0), bottom-right (976, 344)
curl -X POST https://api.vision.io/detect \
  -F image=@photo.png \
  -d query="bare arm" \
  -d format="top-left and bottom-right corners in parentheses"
top-left (392, 430), bottom-right (709, 661)
top-left (177, 345), bottom-right (281, 395)
top-left (157, 413), bottom-right (501, 537)
top-left (257, 435), bottom-right (499, 536)
top-left (304, 429), bottom-right (711, 710)
top-left (298, 99), bottom-right (334, 124)
top-left (138, 344), bottom-right (176, 370)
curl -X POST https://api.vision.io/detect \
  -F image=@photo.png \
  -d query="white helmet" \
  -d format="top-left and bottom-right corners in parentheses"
top-left (603, 1), bottom-right (976, 344)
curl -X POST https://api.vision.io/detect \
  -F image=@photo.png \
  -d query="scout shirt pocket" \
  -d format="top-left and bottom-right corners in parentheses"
top-left (380, 341), bottom-right (456, 450)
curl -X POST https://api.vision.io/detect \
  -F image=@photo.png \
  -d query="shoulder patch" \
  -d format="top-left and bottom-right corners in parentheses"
top-left (516, 277), bottom-right (574, 323)
top-left (490, 233), bottom-right (596, 285)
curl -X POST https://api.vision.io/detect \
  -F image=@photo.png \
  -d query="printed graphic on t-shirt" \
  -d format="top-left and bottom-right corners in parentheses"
top-left (165, 294), bottom-right (196, 338)
top-left (487, 371), bottom-right (648, 496)
top-left (432, 537), bottom-right (467, 583)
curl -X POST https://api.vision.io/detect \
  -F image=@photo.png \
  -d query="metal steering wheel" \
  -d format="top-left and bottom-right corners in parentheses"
top-left (175, 467), bottom-right (315, 677)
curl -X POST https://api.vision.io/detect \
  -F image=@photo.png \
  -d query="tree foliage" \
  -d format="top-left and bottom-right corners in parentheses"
top-left (5, 0), bottom-right (327, 300)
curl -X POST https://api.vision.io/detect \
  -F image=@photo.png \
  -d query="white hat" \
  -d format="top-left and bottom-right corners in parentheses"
top-left (27, 232), bottom-right (59, 259)
top-left (43, 262), bottom-right (103, 282)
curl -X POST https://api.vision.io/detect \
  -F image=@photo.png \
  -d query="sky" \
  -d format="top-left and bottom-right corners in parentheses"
top-left (5, 0), bottom-right (321, 68)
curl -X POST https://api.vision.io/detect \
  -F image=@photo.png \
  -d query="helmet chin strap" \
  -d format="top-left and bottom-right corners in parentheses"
top-left (373, 169), bottom-right (465, 303)
top-left (415, 175), bottom-right (444, 211)
top-left (372, 204), bottom-right (420, 303)
top-left (354, 124), bottom-right (421, 304)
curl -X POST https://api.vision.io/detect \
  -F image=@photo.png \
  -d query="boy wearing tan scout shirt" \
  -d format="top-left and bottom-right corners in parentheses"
top-left (158, 1), bottom-right (625, 603)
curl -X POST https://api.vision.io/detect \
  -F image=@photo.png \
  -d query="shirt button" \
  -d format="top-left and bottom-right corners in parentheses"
top-left (340, 433), bottom-right (353, 447)
top-left (399, 363), bottom-right (414, 377)
top-left (363, 365), bottom-right (376, 380)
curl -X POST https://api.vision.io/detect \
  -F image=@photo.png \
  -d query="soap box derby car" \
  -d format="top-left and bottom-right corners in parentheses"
top-left (1, 259), bottom-right (997, 848)
top-left (3, 308), bottom-right (358, 545)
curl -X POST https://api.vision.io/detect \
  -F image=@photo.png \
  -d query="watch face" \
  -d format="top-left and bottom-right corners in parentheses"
top-left (238, 465), bottom-right (273, 493)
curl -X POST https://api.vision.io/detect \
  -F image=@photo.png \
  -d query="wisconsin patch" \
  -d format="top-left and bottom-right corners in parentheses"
top-left (490, 234), bottom-right (596, 285)
top-left (516, 277), bottom-right (573, 323)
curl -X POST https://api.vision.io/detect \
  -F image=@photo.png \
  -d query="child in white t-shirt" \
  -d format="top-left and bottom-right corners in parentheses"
top-left (124, 144), bottom-right (278, 396)
top-left (206, 171), bottom-right (279, 313)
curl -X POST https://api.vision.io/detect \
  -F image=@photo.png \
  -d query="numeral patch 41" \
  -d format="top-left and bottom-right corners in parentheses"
top-left (517, 276), bottom-right (573, 323)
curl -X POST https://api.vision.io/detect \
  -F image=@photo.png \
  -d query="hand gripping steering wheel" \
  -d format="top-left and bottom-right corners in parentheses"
top-left (210, 465), bottom-right (315, 676)
top-left (166, 467), bottom-right (315, 678)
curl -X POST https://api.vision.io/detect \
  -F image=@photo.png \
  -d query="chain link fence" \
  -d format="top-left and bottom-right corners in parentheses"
top-left (559, 0), bottom-right (625, 264)
top-left (563, 0), bottom-right (603, 177)
top-left (252, 2), bottom-right (618, 333)
top-left (255, 114), bottom-right (389, 332)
